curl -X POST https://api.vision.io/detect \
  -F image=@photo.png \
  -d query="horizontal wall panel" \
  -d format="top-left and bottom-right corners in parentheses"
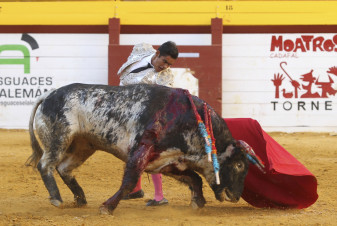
top-left (0, 34), bottom-right (109, 45)
top-left (0, 58), bottom-right (107, 70)
top-left (1, 1), bottom-right (337, 26)
top-left (120, 34), bottom-right (211, 46)
top-left (0, 46), bottom-right (107, 57)
top-left (222, 104), bottom-right (337, 126)
top-left (1, 31), bottom-right (337, 133)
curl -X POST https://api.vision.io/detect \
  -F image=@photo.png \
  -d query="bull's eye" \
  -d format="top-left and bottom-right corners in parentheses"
top-left (235, 162), bottom-right (244, 171)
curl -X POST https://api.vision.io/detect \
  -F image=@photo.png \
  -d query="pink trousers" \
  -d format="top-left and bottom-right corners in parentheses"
top-left (132, 174), bottom-right (163, 201)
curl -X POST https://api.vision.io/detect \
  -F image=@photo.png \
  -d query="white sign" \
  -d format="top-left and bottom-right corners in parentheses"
top-left (0, 34), bottom-right (108, 129)
top-left (222, 34), bottom-right (337, 132)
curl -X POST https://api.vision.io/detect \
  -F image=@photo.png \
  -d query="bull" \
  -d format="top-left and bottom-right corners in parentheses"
top-left (27, 83), bottom-right (263, 214)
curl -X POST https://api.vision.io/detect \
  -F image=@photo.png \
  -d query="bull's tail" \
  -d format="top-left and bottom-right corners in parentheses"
top-left (26, 89), bottom-right (55, 168)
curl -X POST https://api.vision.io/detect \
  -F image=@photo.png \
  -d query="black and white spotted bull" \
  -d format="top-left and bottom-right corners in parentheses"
top-left (27, 83), bottom-right (260, 215)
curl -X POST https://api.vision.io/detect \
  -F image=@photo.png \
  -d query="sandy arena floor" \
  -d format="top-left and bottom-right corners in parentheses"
top-left (0, 129), bottom-right (336, 225)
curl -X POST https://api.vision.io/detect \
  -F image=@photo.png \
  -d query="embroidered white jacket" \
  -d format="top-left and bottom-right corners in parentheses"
top-left (118, 43), bottom-right (174, 87)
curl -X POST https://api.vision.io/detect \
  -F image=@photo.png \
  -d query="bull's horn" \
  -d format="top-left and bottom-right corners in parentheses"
top-left (237, 140), bottom-right (266, 174)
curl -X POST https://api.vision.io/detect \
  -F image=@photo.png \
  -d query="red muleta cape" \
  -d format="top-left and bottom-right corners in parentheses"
top-left (224, 118), bottom-right (318, 209)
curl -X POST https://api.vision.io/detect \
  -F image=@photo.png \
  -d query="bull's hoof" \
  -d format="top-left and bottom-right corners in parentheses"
top-left (99, 205), bottom-right (113, 215)
top-left (190, 200), bottom-right (200, 210)
top-left (50, 198), bottom-right (63, 207)
top-left (190, 197), bottom-right (206, 209)
top-left (215, 192), bottom-right (225, 202)
top-left (74, 196), bottom-right (87, 207)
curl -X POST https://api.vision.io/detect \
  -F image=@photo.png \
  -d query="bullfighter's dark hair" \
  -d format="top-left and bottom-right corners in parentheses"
top-left (158, 41), bottom-right (179, 59)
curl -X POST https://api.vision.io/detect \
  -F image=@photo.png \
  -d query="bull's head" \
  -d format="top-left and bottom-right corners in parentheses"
top-left (210, 141), bottom-right (265, 203)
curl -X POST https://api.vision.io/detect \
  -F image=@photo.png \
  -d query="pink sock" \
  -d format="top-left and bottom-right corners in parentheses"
top-left (152, 174), bottom-right (164, 201)
top-left (131, 176), bottom-right (142, 193)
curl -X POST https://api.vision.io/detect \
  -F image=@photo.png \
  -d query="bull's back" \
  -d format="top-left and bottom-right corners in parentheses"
top-left (34, 83), bottom-right (232, 163)
top-left (40, 83), bottom-right (170, 120)
top-left (36, 83), bottom-right (173, 152)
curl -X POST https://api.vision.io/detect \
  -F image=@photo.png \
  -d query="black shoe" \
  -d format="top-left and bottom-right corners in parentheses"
top-left (122, 189), bottom-right (144, 200)
top-left (146, 198), bottom-right (169, 206)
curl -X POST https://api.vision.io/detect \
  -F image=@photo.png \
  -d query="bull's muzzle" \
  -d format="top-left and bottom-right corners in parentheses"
top-left (215, 191), bottom-right (225, 202)
top-left (216, 189), bottom-right (240, 203)
top-left (224, 189), bottom-right (240, 203)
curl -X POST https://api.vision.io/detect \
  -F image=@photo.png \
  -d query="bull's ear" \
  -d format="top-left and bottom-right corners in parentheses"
top-left (218, 144), bottom-right (235, 161)
top-left (225, 144), bottom-right (235, 153)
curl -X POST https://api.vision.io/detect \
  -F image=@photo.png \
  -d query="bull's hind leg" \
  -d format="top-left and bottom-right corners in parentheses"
top-left (37, 157), bottom-right (63, 207)
top-left (36, 131), bottom-right (76, 207)
top-left (57, 138), bottom-right (96, 207)
top-left (56, 169), bottom-right (87, 207)
top-left (162, 166), bottom-right (206, 209)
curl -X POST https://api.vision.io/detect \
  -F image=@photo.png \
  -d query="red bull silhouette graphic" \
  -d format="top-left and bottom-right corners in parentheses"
top-left (272, 62), bottom-right (337, 99)
top-left (316, 66), bottom-right (337, 98)
top-left (271, 62), bottom-right (336, 111)
top-left (300, 70), bottom-right (320, 98)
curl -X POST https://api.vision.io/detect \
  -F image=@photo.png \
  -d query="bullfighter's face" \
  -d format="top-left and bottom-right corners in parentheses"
top-left (151, 51), bottom-right (176, 72)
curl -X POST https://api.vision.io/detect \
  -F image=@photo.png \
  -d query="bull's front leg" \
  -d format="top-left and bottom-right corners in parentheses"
top-left (162, 165), bottom-right (206, 209)
top-left (99, 143), bottom-right (155, 215)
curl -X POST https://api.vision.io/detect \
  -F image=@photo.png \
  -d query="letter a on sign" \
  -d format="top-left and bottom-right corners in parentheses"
top-left (0, 45), bottom-right (30, 74)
